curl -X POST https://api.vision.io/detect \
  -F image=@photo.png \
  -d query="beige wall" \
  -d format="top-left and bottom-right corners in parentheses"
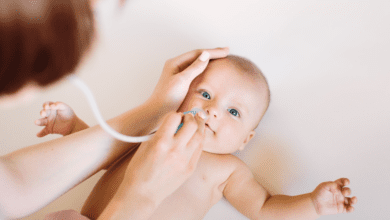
top-left (0, 0), bottom-right (389, 219)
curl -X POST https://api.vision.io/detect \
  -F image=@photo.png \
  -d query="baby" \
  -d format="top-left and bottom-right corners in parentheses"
top-left (35, 55), bottom-right (357, 220)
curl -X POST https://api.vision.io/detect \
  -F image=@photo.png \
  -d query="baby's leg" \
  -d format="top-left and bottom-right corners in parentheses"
top-left (81, 144), bottom-right (140, 219)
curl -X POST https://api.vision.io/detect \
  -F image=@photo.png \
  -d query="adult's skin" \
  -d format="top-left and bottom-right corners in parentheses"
top-left (0, 45), bottom-right (228, 219)
top-left (0, 1), bottom-right (230, 217)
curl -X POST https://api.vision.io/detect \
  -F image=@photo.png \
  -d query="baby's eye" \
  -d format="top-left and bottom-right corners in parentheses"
top-left (201, 91), bottom-right (211, 99)
top-left (228, 109), bottom-right (240, 117)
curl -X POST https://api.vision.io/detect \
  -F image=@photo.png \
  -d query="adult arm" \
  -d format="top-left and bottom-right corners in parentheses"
top-left (0, 99), bottom-right (165, 219)
top-left (0, 47), bottom-right (229, 219)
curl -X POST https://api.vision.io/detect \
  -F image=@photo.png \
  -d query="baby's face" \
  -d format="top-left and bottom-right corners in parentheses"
top-left (178, 59), bottom-right (268, 154)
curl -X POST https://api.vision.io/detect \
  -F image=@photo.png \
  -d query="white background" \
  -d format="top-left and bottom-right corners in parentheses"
top-left (0, 0), bottom-right (389, 219)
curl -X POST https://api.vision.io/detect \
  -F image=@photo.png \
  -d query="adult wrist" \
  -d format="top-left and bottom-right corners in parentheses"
top-left (101, 182), bottom-right (159, 220)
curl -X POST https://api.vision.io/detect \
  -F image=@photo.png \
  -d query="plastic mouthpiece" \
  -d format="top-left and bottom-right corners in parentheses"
top-left (176, 108), bottom-right (208, 133)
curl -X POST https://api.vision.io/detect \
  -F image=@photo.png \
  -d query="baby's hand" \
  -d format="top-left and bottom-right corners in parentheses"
top-left (35, 101), bottom-right (78, 137)
top-left (310, 178), bottom-right (357, 216)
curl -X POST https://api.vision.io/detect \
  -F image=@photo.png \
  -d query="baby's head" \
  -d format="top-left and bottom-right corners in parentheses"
top-left (178, 55), bottom-right (270, 154)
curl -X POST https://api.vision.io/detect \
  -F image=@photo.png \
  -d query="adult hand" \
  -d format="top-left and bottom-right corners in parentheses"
top-left (98, 111), bottom-right (206, 220)
top-left (148, 47), bottom-right (229, 113)
top-left (125, 111), bottom-right (206, 203)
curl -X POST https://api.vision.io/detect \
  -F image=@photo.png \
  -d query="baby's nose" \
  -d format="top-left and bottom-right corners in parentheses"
top-left (206, 108), bottom-right (218, 118)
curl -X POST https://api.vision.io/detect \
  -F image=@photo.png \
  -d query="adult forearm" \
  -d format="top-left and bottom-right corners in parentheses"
top-left (259, 193), bottom-right (320, 220)
top-left (0, 98), bottom-right (167, 219)
top-left (97, 187), bottom-right (158, 220)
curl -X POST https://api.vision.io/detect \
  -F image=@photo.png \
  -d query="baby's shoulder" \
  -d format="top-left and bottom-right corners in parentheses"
top-left (200, 152), bottom-right (249, 175)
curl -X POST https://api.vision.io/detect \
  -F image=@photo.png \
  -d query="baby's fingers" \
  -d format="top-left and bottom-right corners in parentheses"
top-left (344, 196), bottom-right (357, 213)
top-left (43, 101), bottom-right (54, 110)
top-left (35, 118), bottom-right (48, 126)
top-left (341, 187), bottom-right (351, 197)
top-left (36, 128), bottom-right (49, 138)
top-left (40, 109), bottom-right (52, 118)
top-left (350, 196), bottom-right (358, 205)
top-left (50, 102), bottom-right (67, 111)
top-left (345, 205), bottom-right (354, 213)
top-left (335, 178), bottom-right (350, 187)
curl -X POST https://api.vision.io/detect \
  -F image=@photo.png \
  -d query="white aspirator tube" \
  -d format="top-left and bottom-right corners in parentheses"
top-left (67, 75), bottom-right (153, 142)
top-left (67, 75), bottom-right (208, 143)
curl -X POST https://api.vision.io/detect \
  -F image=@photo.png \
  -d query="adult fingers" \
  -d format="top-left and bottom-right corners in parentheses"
top-left (170, 47), bottom-right (229, 73)
top-left (177, 51), bottom-right (211, 82)
top-left (186, 113), bottom-right (205, 160)
top-left (187, 137), bottom-right (203, 173)
top-left (154, 112), bottom-right (184, 141)
top-left (175, 113), bottom-right (198, 146)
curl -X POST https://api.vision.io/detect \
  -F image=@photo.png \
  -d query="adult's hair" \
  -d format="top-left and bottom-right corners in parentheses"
top-left (0, 0), bottom-right (95, 96)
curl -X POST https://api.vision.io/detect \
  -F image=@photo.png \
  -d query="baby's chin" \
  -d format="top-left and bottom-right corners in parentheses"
top-left (202, 148), bottom-right (224, 154)
top-left (201, 143), bottom-right (238, 155)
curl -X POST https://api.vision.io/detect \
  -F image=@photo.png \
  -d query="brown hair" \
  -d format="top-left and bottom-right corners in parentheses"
top-left (0, 0), bottom-right (95, 96)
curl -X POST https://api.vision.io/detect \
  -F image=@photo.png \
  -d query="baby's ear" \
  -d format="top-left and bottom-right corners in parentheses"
top-left (239, 130), bottom-right (256, 151)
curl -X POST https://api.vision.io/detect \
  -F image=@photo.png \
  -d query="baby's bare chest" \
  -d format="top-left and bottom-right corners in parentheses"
top-left (148, 152), bottom-right (235, 220)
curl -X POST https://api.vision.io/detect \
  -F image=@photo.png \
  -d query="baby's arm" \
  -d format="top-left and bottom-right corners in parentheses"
top-left (223, 160), bottom-right (357, 220)
top-left (35, 101), bottom-right (89, 137)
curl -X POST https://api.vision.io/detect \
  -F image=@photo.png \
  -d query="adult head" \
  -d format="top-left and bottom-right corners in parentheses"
top-left (0, 0), bottom-right (95, 106)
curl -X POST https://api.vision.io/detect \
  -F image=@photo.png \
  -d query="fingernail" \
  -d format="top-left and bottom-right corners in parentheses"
top-left (199, 51), bottom-right (210, 62)
top-left (197, 111), bottom-right (206, 119)
top-left (35, 120), bottom-right (40, 125)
